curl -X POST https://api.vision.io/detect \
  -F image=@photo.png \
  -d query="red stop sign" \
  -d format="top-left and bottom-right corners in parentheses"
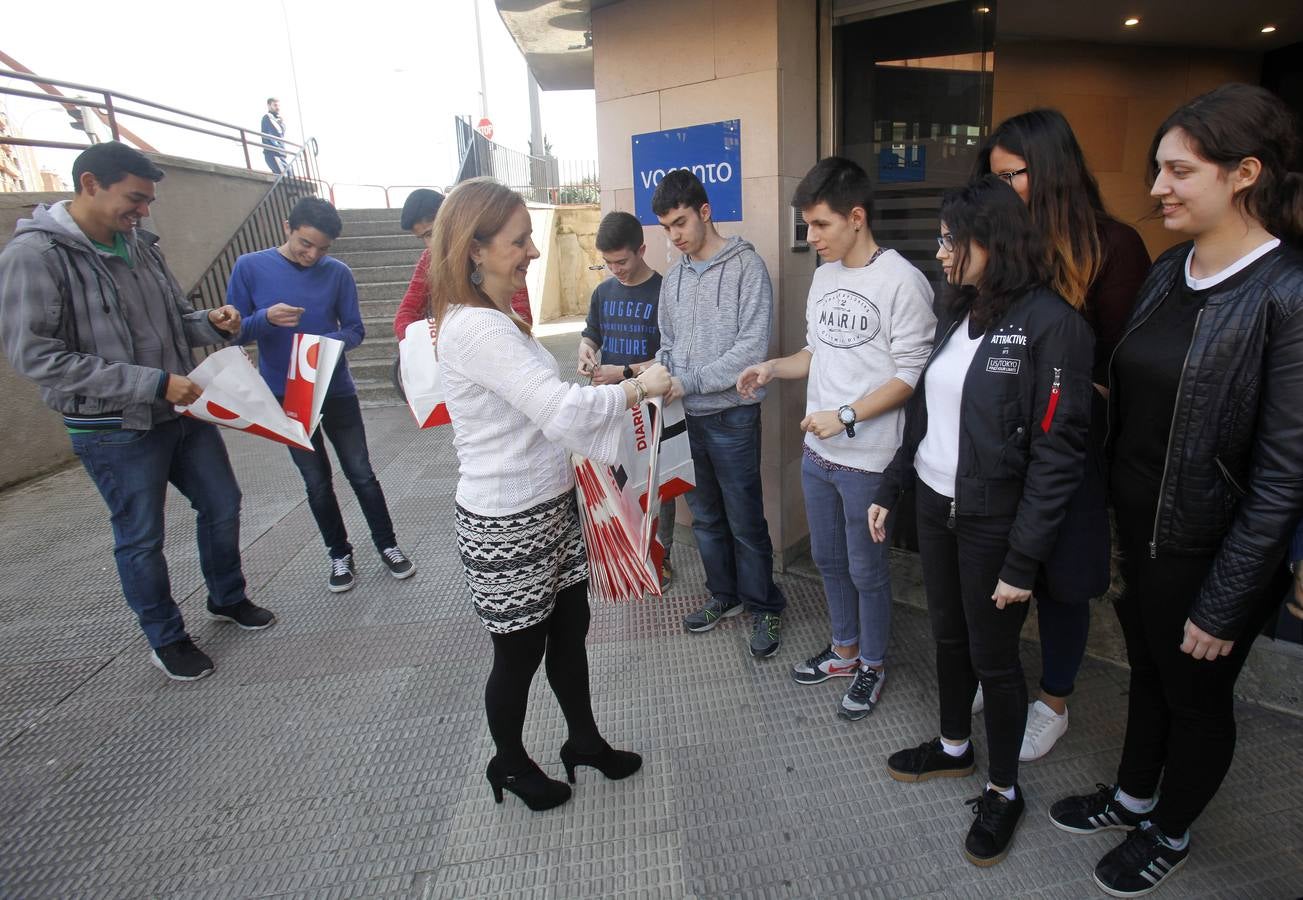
top-left (476, 118), bottom-right (494, 140)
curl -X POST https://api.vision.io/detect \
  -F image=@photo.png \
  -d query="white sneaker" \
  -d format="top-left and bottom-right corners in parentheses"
top-left (971, 684), bottom-right (984, 716)
top-left (1019, 699), bottom-right (1068, 761)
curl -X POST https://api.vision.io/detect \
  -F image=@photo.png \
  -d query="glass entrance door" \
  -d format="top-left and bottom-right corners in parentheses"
top-left (834, 1), bottom-right (996, 290)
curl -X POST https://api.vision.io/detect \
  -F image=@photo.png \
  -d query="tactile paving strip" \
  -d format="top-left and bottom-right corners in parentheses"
top-left (0, 334), bottom-right (1300, 898)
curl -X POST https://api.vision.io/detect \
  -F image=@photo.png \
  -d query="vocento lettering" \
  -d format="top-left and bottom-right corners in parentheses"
top-left (638, 161), bottom-right (735, 191)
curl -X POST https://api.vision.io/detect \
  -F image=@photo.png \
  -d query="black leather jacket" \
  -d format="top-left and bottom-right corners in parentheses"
top-left (1108, 242), bottom-right (1303, 639)
top-left (876, 286), bottom-right (1094, 589)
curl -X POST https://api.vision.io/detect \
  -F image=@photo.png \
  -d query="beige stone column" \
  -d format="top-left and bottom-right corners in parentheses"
top-left (592, 0), bottom-right (819, 565)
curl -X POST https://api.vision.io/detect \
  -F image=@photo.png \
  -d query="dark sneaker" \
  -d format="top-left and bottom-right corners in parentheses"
top-left (1093, 822), bottom-right (1189, 897)
top-left (659, 557), bottom-right (673, 591)
top-left (749, 612), bottom-right (781, 658)
top-left (964, 786), bottom-right (1025, 867)
top-left (1050, 783), bottom-right (1146, 835)
top-left (887, 737), bottom-right (976, 782)
top-left (206, 599), bottom-right (276, 630)
top-left (329, 553), bottom-right (355, 593)
top-left (683, 596), bottom-right (742, 632)
top-left (381, 546), bottom-right (416, 580)
top-left (838, 665), bottom-right (885, 721)
top-left (791, 644), bottom-right (859, 684)
top-left (151, 638), bottom-right (214, 681)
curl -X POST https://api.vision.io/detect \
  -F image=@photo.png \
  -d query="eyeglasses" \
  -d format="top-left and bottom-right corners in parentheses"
top-left (995, 167), bottom-right (1029, 186)
top-left (936, 234), bottom-right (955, 252)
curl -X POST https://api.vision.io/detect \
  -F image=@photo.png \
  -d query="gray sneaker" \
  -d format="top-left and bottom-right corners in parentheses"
top-left (749, 612), bottom-right (781, 658)
top-left (839, 665), bottom-right (885, 720)
top-left (683, 596), bottom-right (743, 632)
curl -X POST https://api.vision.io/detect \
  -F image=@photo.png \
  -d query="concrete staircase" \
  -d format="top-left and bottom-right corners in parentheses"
top-left (332, 207), bottom-right (423, 407)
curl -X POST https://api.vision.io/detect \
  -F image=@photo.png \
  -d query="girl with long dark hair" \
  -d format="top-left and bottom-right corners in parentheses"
top-left (429, 178), bottom-right (671, 812)
top-left (969, 109), bottom-right (1151, 760)
top-left (868, 175), bottom-right (1093, 866)
top-left (1049, 83), bottom-right (1303, 897)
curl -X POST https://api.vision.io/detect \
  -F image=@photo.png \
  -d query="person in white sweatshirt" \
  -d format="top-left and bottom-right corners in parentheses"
top-left (739, 157), bottom-right (935, 721)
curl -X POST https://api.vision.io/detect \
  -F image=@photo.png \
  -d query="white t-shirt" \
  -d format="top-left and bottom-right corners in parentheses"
top-left (915, 315), bottom-right (983, 499)
top-left (803, 250), bottom-right (936, 472)
top-left (437, 306), bottom-right (627, 516)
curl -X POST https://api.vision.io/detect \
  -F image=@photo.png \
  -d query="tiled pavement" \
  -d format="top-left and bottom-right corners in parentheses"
top-left (1, 333), bottom-right (1300, 899)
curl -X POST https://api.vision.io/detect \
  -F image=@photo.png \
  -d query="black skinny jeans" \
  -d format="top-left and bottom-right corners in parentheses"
top-left (485, 580), bottom-right (603, 770)
top-left (916, 481), bottom-right (1030, 789)
top-left (1112, 504), bottom-right (1285, 836)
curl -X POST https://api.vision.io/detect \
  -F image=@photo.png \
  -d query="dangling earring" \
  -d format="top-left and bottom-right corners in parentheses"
top-left (470, 262), bottom-right (484, 286)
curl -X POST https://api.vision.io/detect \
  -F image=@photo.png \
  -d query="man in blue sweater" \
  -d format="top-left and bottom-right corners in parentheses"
top-left (228, 197), bottom-right (415, 593)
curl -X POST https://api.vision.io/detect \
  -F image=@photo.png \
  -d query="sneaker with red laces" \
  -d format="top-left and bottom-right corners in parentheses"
top-left (791, 644), bottom-right (859, 684)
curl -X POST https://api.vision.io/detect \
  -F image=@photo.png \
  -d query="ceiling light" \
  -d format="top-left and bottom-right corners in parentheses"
top-left (1124, 17), bottom-right (1140, 26)
top-left (1261, 25), bottom-right (1277, 33)
top-left (976, 5), bottom-right (991, 12)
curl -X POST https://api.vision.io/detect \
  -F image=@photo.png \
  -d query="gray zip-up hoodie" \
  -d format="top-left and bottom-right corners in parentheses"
top-left (0, 202), bottom-right (227, 430)
top-left (656, 234), bottom-right (773, 415)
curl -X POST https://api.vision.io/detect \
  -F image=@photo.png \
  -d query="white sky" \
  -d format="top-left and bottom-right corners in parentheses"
top-left (4, 0), bottom-right (598, 206)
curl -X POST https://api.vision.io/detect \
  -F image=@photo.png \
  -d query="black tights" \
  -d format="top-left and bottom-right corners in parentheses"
top-left (485, 581), bottom-right (602, 769)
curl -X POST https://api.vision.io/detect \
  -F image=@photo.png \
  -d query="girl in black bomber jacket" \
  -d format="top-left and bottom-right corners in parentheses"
top-left (1050, 84), bottom-right (1303, 899)
top-left (867, 175), bottom-right (1094, 868)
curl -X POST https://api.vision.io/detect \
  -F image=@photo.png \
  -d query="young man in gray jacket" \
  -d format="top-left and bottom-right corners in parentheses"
top-left (0, 142), bottom-right (275, 682)
top-left (652, 169), bottom-right (786, 658)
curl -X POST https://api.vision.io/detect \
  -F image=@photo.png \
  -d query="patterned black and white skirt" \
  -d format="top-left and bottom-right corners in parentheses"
top-left (455, 490), bottom-right (588, 634)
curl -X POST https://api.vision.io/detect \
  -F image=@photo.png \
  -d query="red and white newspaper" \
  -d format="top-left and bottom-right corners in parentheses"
top-left (176, 334), bottom-right (342, 450)
top-left (573, 397), bottom-right (695, 603)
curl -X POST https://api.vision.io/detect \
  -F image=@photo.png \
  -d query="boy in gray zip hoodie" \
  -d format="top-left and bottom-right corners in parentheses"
top-left (0, 142), bottom-right (275, 682)
top-left (652, 169), bottom-right (786, 658)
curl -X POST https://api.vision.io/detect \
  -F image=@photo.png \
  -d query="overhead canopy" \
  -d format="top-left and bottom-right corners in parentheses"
top-left (494, 0), bottom-right (626, 91)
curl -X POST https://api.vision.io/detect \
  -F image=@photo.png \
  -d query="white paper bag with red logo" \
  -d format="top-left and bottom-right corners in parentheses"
top-left (176, 346), bottom-right (316, 450)
top-left (399, 318), bottom-right (451, 427)
top-left (282, 333), bottom-right (343, 435)
top-left (573, 396), bottom-right (695, 603)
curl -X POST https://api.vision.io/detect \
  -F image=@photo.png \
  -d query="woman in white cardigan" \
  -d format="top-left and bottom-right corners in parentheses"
top-left (429, 178), bottom-right (671, 812)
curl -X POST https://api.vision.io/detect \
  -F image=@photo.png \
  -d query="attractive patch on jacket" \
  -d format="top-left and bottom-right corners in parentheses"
top-left (814, 289), bottom-right (881, 348)
top-left (985, 324), bottom-right (1026, 373)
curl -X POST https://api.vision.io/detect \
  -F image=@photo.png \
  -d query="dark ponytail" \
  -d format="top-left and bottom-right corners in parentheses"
top-left (1148, 83), bottom-right (1303, 248)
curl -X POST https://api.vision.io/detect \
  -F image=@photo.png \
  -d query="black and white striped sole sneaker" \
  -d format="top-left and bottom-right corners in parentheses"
top-left (1093, 823), bottom-right (1189, 898)
top-left (1049, 783), bottom-right (1145, 834)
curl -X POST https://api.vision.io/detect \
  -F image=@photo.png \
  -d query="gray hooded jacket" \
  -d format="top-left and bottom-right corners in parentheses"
top-left (0, 202), bottom-right (227, 430)
top-left (656, 234), bottom-right (774, 415)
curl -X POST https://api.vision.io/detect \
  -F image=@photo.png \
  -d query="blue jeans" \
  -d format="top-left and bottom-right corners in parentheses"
top-left (287, 393), bottom-right (396, 559)
top-left (801, 454), bottom-right (892, 666)
top-left (683, 405), bottom-right (785, 615)
top-left (71, 417), bottom-right (248, 649)
top-left (1036, 594), bottom-right (1090, 697)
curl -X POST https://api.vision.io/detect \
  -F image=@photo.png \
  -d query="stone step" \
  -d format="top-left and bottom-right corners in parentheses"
top-left (354, 264), bottom-right (417, 284)
top-left (338, 207), bottom-right (401, 224)
top-left (351, 337), bottom-right (401, 361)
top-left (359, 297), bottom-right (402, 319)
top-left (333, 248), bottom-right (424, 269)
top-left (339, 220), bottom-right (412, 238)
top-left (332, 234), bottom-right (423, 253)
top-left (357, 280), bottom-right (411, 302)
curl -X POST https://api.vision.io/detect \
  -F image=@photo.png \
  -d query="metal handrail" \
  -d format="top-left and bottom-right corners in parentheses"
top-left (187, 141), bottom-right (325, 317)
top-left (0, 67), bottom-right (302, 171)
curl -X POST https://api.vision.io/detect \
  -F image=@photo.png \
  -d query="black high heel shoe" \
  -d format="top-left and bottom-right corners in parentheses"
top-left (559, 739), bottom-right (643, 783)
top-left (485, 757), bottom-right (572, 811)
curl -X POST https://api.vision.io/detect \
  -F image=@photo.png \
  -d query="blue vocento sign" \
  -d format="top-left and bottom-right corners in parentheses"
top-left (631, 119), bottom-right (742, 226)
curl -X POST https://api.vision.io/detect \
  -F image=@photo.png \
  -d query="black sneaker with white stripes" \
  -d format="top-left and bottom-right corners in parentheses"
top-left (1093, 822), bottom-right (1189, 897)
top-left (381, 546), bottom-right (416, 579)
top-left (329, 553), bottom-right (355, 593)
top-left (1049, 783), bottom-right (1145, 835)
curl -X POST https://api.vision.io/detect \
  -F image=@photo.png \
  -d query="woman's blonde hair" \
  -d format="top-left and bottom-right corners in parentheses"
top-left (428, 177), bottom-right (531, 340)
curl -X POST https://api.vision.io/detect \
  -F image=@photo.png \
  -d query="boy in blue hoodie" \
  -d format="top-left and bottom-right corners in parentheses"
top-left (652, 169), bottom-right (786, 658)
top-left (229, 198), bottom-right (415, 594)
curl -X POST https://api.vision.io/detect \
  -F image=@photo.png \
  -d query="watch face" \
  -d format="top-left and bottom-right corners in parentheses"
top-left (839, 407), bottom-right (855, 424)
